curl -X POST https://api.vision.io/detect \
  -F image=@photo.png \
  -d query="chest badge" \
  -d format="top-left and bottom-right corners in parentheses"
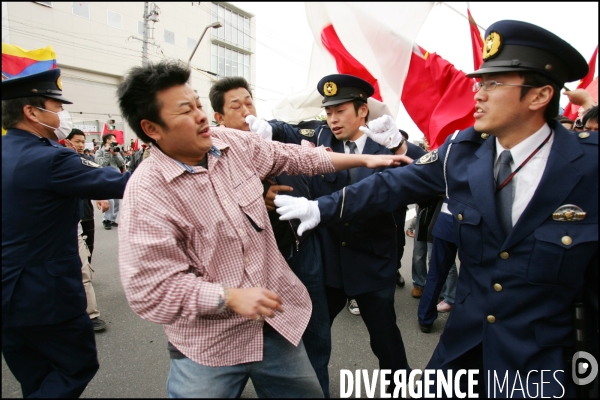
top-left (415, 149), bottom-right (439, 165)
top-left (552, 204), bottom-right (586, 221)
top-left (299, 129), bottom-right (315, 137)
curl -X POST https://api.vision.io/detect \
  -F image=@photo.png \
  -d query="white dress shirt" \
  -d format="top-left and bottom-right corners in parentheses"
top-left (343, 133), bottom-right (368, 155)
top-left (494, 123), bottom-right (554, 227)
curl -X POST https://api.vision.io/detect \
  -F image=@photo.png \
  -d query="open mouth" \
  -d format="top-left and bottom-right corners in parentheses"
top-left (331, 126), bottom-right (342, 135)
top-left (198, 126), bottom-right (210, 135)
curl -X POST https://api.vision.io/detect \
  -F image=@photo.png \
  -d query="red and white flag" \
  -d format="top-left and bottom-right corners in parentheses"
top-left (271, 2), bottom-right (434, 123)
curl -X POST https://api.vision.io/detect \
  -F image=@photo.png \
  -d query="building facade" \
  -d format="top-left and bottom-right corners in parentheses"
top-left (2, 1), bottom-right (255, 144)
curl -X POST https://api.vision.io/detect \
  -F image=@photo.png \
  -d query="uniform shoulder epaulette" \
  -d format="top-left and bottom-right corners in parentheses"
top-left (449, 127), bottom-right (486, 144)
top-left (575, 130), bottom-right (598, 145)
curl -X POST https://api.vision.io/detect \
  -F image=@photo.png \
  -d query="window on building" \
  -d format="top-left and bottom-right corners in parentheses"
top-left (211, 2), bottom-right (251, 51)
top-left (164, 29), bottom-right (175, 45)
top-left (34, 2), bottom-right (53, 7)
top-left (187, 37), bottom-right (197, 51)
top-left (211, 43), bottom-right (250, 81)
top-left (107, 10), bottom-right (122, 29)
top-left (72, 2), bottom-right (90, 19)
top-left (138, 21), bottom-right (144, 35)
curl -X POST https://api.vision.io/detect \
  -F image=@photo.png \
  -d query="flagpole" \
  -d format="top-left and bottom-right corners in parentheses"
top-left (441, 2), bottom-right (486, 31)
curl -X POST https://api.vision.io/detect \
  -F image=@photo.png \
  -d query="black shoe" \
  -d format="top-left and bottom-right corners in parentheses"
top-left (396, 270), bottom-right (406, 287)
top-left (110, 221), bottom-right (118, 227)
top-left (91, 317), bottom-right (106, 331)
top-left (102, 220), bottom-right (112, 230)
top-left (419, 323), bottom-right (432, 333)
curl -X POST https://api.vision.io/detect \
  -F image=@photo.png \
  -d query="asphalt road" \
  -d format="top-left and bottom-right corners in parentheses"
top-left (2, 206), bottom-right (451, 398)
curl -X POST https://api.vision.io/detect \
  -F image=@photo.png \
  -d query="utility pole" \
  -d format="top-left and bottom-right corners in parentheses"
top-left (129, 2), bottom-right (160, 66)
top-left (142, 2), bottom-right (149, 67)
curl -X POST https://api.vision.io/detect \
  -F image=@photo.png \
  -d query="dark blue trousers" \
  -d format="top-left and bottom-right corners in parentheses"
top-left (418, 237), bottom-right (458, 326)
top-left (327, 285), bottom-right (410, 374)
top-left (2, 313), bottom-right (99, 398)
top-left (287, 234), bottom-right (332, 398)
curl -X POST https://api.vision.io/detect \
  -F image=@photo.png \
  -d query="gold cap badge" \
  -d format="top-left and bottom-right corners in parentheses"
top-left (483, 32), bottom-right (502, 60)
top-left (56, 76), bottom-right (63, 91)
top-left (324, 81), bottom-right (337, 97)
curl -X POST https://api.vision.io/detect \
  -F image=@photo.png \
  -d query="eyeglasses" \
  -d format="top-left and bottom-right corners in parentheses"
top-left (472, 81), bottom-right (536, 92)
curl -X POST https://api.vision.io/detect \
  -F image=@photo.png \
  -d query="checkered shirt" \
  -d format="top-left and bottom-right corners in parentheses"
top-left (118, 126), bottom-right (334, 366)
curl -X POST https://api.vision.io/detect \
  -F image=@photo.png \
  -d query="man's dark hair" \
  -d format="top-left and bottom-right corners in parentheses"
top-left (518, 72), bottom-right (561, 120)
top-left (117, 60), bottom-right (191, 145)
top-left (67, 128), bottom-right (86, 141)
top-left (209, 76), bottom-right (253, 115)
top-left (84, 149), bottom-right (90, 154)
top-left (582, 105), bottom-right (598, 127)
top-left (1, 96), bottom-right (48, 130)
top-left (102, 133), bottom-right (116, 145)
top-left (351, 99), bottom-right (370, 122)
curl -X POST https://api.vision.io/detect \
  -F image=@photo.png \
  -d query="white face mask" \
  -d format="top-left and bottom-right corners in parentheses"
top-left (34, 107), bottom-right (73, 140)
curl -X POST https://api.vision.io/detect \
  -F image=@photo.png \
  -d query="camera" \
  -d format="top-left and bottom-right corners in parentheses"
top-left (110, 142), bottom-right (121, 152)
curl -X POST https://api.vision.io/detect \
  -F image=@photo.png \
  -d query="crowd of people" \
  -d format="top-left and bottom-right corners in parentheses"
top-left (2, 18), bottom-right (597, 399)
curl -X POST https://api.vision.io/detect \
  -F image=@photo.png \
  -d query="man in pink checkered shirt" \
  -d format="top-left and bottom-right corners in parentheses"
top-left (116, 61), bottom-right (406, 398)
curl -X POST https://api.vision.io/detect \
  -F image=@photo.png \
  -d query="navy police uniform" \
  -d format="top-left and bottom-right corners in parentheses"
top-left (270, 74), bottom-right (414, 378)
top-left (315, 21), bottom-right (597, 397)
top-left (2, 69), bottom-right (130, 398)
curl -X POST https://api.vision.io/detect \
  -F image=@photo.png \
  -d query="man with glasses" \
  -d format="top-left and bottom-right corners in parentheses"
top-left (275, 20), bottom-right (597, 397)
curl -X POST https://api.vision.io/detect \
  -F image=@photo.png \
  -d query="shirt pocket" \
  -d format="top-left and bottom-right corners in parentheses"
top-left (233, 173), bottom-right (267, 231)
top-left (527, 224), bottom-right (597, 286)
top-left (452, 204), bottom-right (483, 263)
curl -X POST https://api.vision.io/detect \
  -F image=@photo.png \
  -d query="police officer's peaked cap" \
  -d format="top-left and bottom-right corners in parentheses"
top-left (2, 68), bottom-right (72, 104)
top-left (317, 74), bottom-right (375, 107)
top-left (466, 20), bottom-right (588, 85)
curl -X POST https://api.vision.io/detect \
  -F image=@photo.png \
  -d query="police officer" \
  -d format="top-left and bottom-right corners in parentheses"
top-left (252, 74), bottom-right (427, 389)
top-left (2, 69), bottom-right (130, 397)
top-left (276, 20), bottom-right (597, 397)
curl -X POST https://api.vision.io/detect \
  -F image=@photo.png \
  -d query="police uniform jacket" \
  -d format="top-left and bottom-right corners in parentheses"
top-left (317, 120), bottom-right (598, 394)
top-left (270, 121), bottom-right (403, 296)
top-left (2, 129), bottom-right (130, 327)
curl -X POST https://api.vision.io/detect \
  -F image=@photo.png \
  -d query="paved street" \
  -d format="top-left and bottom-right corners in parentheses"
top-left (2, 207), bottom-right (450, 398)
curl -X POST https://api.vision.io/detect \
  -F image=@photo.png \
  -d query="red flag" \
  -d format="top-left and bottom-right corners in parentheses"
top-left (132, 138), bottom-right (139, 151)
top-left (563, 45), bottom-right (598, 120)
top-left (102, 124), bottom-right (124, 144)
top-left (401, 45), bottom-right (476, 150)
top-left (467, 5), bottom-right (484, 71)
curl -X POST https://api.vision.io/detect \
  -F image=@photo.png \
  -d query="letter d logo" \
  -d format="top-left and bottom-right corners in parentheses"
top-left (572, 351), bottom-right (598, 386)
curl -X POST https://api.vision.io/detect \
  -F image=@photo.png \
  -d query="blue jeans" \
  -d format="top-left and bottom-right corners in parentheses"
top-left (166, 325), bottom-right (323, 398)
top-left (103, 198), bottom-right (120, 222)
top-left (411, 211), bottom-right (428, 288)
top-left (286, 234), bottom-right (331, 397)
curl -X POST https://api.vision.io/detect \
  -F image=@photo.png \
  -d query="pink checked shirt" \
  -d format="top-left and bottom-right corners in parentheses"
top-left (118, 127), bottom-right (334, 367)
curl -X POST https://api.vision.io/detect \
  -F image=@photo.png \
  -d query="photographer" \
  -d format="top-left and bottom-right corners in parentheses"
top-left (95, 133), bottom-right (125, 230)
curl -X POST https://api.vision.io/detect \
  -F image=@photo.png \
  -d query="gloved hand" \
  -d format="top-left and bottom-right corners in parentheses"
top-left (245, 115), bottom-right (273, 141)
top-left (274, 195), bottom-right (320, 236)
top-left (358, 115), bottom-right (402, 149)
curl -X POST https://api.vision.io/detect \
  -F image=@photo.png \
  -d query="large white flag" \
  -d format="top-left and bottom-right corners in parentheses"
top-left (271, 2), bottom-right (434, 123)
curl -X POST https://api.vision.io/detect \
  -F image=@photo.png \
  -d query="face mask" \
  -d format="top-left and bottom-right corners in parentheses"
top-left (34, 107), bottom-right (73, 140)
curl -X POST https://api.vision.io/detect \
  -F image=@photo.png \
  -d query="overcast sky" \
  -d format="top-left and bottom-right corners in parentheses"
top-left (232, 2), bottom-right (599, 140)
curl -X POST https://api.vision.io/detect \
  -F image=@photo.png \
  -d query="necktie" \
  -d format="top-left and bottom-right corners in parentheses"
top-left (495, 150), bottom-right (514, 235)
top-left (346, 141), bottom-right (358, 184)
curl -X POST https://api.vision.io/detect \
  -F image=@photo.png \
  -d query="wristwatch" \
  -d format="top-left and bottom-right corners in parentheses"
top-left (389, 135), bottom-right (405, 154)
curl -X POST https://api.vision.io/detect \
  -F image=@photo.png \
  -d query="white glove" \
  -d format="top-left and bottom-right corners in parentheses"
top-left (274, 195), bottom-right (320, 236)
top-left (358, 115), bottom-right (402, 149)
top-left (245, 115), bottom-right (273, 141)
